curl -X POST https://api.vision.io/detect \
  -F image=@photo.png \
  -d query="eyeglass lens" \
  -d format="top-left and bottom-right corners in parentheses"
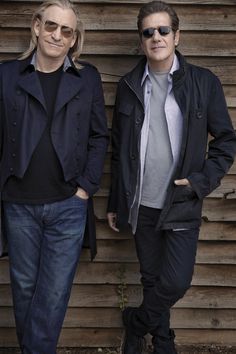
top-left (142, 26), bottom-right (172, 38)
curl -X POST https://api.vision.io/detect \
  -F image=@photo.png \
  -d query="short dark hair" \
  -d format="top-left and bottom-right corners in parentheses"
top-left (137, 1), bottom-right (179, 35)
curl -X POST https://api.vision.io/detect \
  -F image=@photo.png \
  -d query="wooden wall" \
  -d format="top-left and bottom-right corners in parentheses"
top-left (0, 0), bottom-right (236, 349)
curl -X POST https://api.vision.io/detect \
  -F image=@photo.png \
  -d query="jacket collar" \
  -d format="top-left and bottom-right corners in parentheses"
top-left (17, 53), bottom-right (83, 114)
top-left (124, 50), bottom-right (187, 100)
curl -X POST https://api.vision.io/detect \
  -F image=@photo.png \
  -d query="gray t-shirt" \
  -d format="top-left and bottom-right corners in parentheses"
top-left (141, 70), bottom-right (174, 208)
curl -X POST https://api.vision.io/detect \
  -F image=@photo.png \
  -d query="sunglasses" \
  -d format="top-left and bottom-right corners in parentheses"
top-left (42, 20), bottom-right (75, 38)
top-left (142, 26), bottom-right (172, 39)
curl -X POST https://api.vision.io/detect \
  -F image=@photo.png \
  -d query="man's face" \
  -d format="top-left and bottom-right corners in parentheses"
top-left (34, 5), bottom-right (77, 63)
top-left (141, 11), bottom-right (180, 72)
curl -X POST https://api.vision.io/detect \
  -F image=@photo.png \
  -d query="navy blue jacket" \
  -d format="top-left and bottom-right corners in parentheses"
top-left (0, 55), bottom-right (109, 258)
top-left (107, 51), bottom-right (236, 231)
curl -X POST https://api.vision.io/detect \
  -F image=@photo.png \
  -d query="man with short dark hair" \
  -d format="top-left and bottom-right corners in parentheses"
top-left (0, 1), bottom-right (108, 353)
top-left (107, 1), bottom-right (236, 353)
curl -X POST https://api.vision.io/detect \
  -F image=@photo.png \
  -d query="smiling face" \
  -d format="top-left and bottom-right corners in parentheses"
top-left (141, 11), bottom-right (180, 72)
top-left (33, 5), bottom-right (77, 68)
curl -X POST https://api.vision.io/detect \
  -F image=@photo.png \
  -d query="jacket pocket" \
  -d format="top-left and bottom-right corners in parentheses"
top-left (118, 102), bottom-right (134, 116)
top-left (173, 185), bottom-right (197, 203)
top-left (163, 197), bottom-right (203, 228)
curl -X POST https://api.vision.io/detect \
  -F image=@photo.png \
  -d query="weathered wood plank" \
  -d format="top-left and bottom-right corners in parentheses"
top-left (0, 4), bottom-right (235, 31)
top-left (102, 82), bottom-right (236, 109)
top-left (202, 199), bottom-right (236, 222)
top-left (0, 327), bottom-right (236, 348)
top-left (1, 285), bottom-right (236, 309)
top-left (3, 0), bottom-right (236, 5)
top-left (88, 56), bottom-right (236, 84)
top-left (1, 261), bottom-right (236, 286)
top-left (1, 307), bottom-right (236, 329)
top-left (99, 174), bottom-right (236, 199)
top-left (104, 151), bottom-right (236, 175)
top-left (1, 54), bottom-right (236, 86)
top-left (85, 240), bottom-right (236, 264)
top-left (95, 220), bottom-right (236, 241)
top-left (0, 29), bottom-right (236, 57)
top-left (93, 196), bottom-right (236, 221)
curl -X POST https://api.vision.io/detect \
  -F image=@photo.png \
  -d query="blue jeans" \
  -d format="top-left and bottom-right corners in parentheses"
top-left (3, 195), bottom-right (87, 354)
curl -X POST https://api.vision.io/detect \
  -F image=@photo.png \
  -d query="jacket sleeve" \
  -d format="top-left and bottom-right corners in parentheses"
top-left (76, 69), bottom-right (109, 196)
top-left (188, 74), bottom-right (236, 199)
top-left (107, 82), bottom-right (121, 212)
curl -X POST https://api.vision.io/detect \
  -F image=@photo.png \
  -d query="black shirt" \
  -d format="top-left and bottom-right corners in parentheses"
top-left (2, 66), bottom-right (77, 204)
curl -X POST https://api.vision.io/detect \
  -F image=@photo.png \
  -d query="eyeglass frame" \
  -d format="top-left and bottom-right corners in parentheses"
top-left (39, 19), bottom-right (76, 39)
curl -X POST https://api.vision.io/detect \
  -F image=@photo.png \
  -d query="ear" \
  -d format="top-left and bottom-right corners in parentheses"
top-left (33, 18), bottom-right (41, 37)
top-left (174, 29), bottom-right (180, 47)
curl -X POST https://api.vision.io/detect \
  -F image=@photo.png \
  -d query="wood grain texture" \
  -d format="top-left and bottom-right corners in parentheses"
top-left (0, 0), bottom-right (235, 349)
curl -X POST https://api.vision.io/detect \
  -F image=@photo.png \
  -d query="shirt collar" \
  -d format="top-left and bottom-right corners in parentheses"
top-left (20, 52), bottom-right (75, 74)
top-left (30, 53), bottom-right (72, 72)
top-left (141, 53), bottom-right (180, 86)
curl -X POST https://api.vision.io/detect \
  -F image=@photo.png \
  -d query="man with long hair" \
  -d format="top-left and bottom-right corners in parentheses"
top-left (107, 1), bottom-right (236, 353)
top-left (0, 1), bottom-right (108, 353)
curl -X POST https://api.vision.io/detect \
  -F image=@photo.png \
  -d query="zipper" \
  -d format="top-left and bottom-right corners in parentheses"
top-left (124, 78), bottom-right (144, 112)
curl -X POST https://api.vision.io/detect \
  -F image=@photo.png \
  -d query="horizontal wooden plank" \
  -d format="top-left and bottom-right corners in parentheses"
top-left (0, 29), bottom-right (236, 57)
top-left (202, 199), bottom-right (236, 222)
top-left (1, 307), bottom-right (236, 329)
top-left (103, 151), bottom-right (236, 175)
top-left (102, 82), bottom-right (236, 108)
top-left (0, 261), bottom-right (236, 286)
top-left (3, 0), bottom-right (236, 4)
top-left (0, 327), bottom-right (236, 348)
top-left (99, 174), bottom-right (236, 199)
top-left (88, 240), bottom-right (236, 264)
top-left (0, 4), bottom-right (235, 31)
top-left (93, 196), bottom-right (236, 221)
top-left (85, 55), bottom-right (236, 84)
top-left (95, 220), bottom-right (236, 242)
top-left (1, 54), bottom-right (236, 85)
top-left (0, 285), bottom-right (236, 310)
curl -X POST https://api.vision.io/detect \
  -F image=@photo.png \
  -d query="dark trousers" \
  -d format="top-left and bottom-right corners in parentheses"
top-left (127, 205), bottom-right (199, 338)
top-left (3, 195), bottom-right (87, 354)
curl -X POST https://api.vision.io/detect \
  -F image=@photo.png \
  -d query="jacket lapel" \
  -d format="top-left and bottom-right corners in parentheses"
top-left (17, 71), bottom-right (46, 111)
top-left (54, 71), bottom-right (82, 115)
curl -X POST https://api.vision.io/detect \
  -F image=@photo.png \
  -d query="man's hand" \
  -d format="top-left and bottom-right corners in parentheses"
top-left (76, 187), bottom-right (89, 200)
top-left (107, 212), bottom-right (119, 232)
top-left (174, 178), bottom-right (190, 186)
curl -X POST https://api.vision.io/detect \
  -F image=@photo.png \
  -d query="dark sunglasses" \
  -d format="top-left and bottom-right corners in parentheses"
top-left (42, 20), bottom-right (75, 38)
top-left (142, 26), bottom-right (172, 39)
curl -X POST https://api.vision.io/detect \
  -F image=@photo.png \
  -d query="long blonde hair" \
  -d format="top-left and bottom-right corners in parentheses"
top-left (18, 0), bottom-right (84, 69)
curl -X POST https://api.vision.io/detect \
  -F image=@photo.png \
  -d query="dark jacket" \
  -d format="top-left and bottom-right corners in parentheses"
top-left (107, 51), bottom-right (236, 231)
top-left (0, 55), bottom-right (109, 258)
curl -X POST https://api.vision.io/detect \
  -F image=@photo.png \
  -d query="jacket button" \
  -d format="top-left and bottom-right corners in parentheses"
top-left (131, 155), bottom-right (136, 160)
top-left (126, 191), bottom-right (130, 197)
top-left (11, 138), bottom-right (15, 143)
top-left (197, 111), bottom-right (203, 119)
top-left (10, 167), bottom-right (13, 172)
top-left (12, 153), bottom-right (16, 158)
top-left (12, 122), bottom-right (17, 126)
top-left (135, 118), bottom-right (142, 125)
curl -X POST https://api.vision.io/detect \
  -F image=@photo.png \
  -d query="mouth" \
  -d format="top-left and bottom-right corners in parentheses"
top-left (151, 46), bottom-right (165, 50)
top-left (47, 41), bottom-right (63, 48)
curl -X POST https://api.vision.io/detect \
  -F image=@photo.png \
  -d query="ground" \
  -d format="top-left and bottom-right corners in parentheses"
top-left (1, 347), bottom-right (236, 354)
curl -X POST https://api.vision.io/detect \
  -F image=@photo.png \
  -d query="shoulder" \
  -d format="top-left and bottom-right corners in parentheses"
top-left (0, 59), bottom-right (20, 82)
top-left (187, 62), bottom-right (220, 84)
top-left (76, 60), bottom-right (100, 78)
top-left (0, 58), bottom-right (18, 71)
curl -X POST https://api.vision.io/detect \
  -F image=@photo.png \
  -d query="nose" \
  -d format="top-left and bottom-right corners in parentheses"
top-left (51, 27), bottom-right (62, 41)
top-left (152, 29), bottom-right (161, 41)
